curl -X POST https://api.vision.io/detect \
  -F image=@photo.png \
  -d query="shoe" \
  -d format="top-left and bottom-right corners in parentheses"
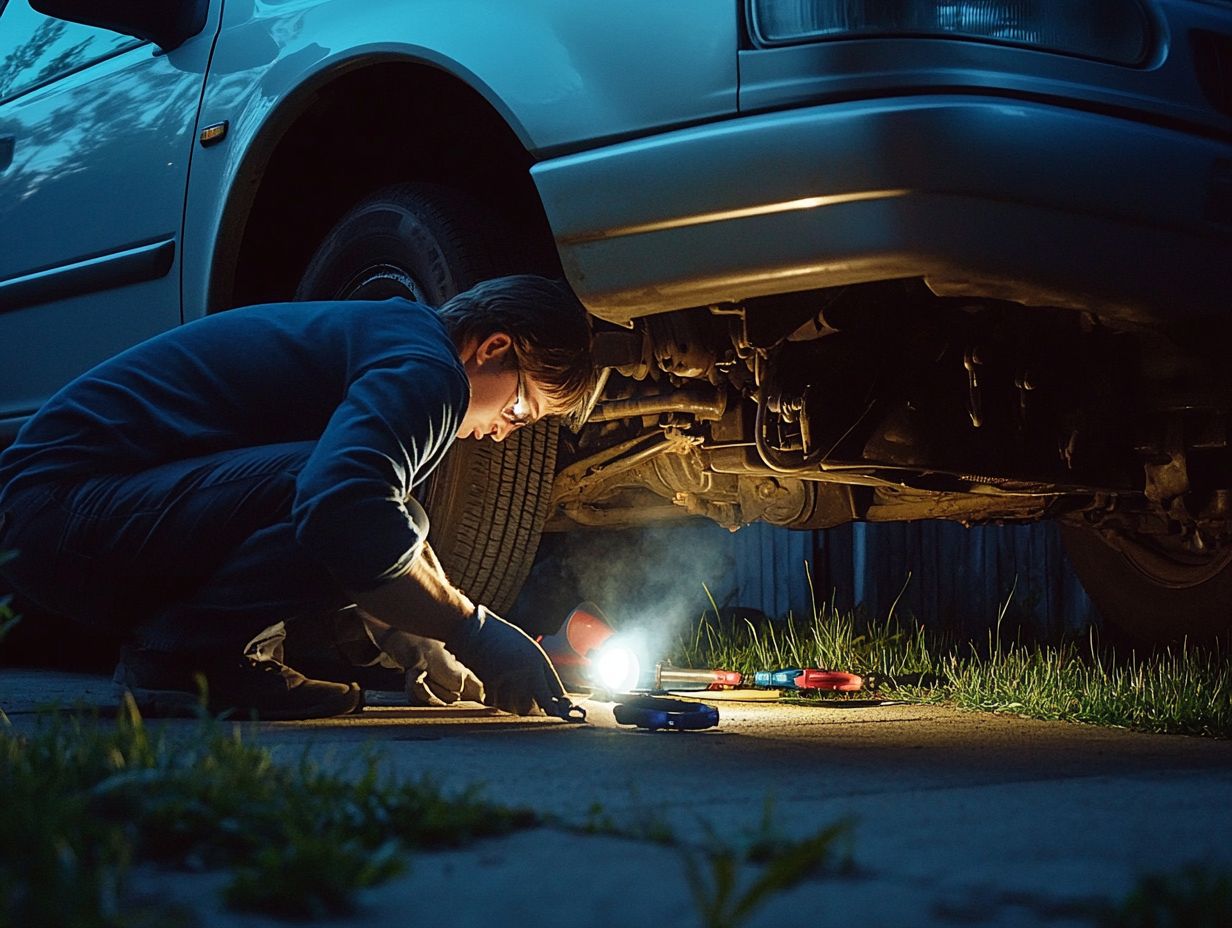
top-left (113, 646), bottom-right (362, 720)
top-left (279, 607), bottom-right (407, 692)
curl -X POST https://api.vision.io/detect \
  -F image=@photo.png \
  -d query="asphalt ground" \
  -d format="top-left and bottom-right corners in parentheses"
top-left (3, 668), bottom-right (1230, 927)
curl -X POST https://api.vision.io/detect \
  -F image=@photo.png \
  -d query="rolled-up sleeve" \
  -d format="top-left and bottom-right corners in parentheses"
top-left (291, 356), bottom-right (468, 590)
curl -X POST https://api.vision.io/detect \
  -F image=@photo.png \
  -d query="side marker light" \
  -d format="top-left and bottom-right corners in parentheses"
top-left (199, 121), bottom-right (229, 146)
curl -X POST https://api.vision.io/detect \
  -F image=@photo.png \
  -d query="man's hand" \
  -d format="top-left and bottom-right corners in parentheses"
top-left (368, 624), bottom-right (484, 706)
top-left (351, 547), bottom-right (581, 718)
top-left (445, 606), bottom-right (573, 716)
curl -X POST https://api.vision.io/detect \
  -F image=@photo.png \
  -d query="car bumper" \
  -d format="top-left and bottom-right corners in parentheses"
top-left (531, 95), bottom-right (1232, 324)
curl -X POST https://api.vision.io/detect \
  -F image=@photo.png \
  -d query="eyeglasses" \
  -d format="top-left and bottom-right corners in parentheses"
top-left (502, 366), bottom-right (533, 428)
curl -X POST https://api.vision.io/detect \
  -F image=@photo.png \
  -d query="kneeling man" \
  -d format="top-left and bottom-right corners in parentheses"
top-left (0, 276), bottom-right (592, 720)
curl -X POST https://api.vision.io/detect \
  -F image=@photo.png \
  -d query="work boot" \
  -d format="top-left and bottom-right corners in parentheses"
top-left (279, 607), bottom-right (407, 692)
top-left (113, 645), bottom-right (362, 720)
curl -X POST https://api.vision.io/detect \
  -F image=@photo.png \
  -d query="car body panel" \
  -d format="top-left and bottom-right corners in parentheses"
top-left (0, 0), bottom-right (222, 433)
top-left (179, 0), bottom-right (738, 319)
top-left (534, 0), bottom-right (1232, 322)
top-left (738, 21), bottom-right (1227, 136)
top-left (532, 94), bottom-right (1232, 323)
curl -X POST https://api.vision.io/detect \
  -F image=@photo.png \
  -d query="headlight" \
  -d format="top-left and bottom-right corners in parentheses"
top-left (748, 0), bottom-right (1152, 65)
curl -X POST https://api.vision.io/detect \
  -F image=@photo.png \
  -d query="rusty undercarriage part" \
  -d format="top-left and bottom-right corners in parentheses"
top-left (589, 387), bottom-right (726, 423)
top-left (549, 420), bottom-right (865, 530)
top-left (555, 280), bottom-right (1232, 537)
top-left (864, 486), bottom-right (1056, 524)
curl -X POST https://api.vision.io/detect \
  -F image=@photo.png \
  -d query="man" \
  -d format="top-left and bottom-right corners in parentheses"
top-left (0, 275), bottom-right (593, 720)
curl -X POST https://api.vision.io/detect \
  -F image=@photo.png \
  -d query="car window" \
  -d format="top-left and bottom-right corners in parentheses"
top-left (0, 1), bottom-right (141, 103)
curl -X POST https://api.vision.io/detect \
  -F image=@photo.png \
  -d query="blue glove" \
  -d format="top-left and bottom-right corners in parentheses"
top-left (445, 606), bottom-right (583, 719)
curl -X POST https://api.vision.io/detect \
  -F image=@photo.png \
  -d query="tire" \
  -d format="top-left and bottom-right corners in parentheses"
top-left (1060, 523), bottom-right (1232, 647)
top-left (296, 183), bottom-right (558, 614)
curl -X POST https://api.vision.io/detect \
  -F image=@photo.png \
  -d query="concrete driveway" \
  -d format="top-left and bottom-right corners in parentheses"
top-left (3, 668), bottom-right (1230, 927)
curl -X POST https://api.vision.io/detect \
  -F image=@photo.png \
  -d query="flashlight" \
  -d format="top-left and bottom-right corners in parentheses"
top-left (592, 639), bottom-right (641, 691)
top-left (538, 602), bottom-right (645, 691)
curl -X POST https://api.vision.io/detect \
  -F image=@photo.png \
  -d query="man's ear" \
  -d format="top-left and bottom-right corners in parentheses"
top-left (474, 332), bottom-right (513, 366)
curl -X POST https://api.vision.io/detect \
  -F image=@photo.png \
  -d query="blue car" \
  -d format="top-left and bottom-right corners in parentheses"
top-left (1, 0), bottom-right (1229, 643)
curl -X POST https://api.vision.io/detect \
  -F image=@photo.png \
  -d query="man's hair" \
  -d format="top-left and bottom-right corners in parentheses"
top-left (437, 275), bottom-right (595, 416)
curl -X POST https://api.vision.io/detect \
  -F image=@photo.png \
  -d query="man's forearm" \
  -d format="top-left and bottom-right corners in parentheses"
top-left (349, 542), bottom-right (475, 641)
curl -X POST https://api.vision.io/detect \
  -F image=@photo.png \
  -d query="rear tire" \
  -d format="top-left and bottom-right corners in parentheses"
top-left (1060, 522), bottom-right (1232, 647)
top-left (296, 182), bottom-right (557, 613)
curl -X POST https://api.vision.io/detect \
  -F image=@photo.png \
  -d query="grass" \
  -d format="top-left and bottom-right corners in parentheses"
top-left (681, 816), bottom-right (853, 928)
top-left (0, 553), bottom-right (18, 653)
top-left (673, 577), bottom-right (1232, 739)
top-left (573, 796), bottom-right (677, 846)
top-left (574, 791), bottom-right (856, 928)
top-left (3, 699), bottom-right (1229, 928)
top-left (936, 634), bottom-right (1230, 736)
top-left (0, 688), bottom-right (857, 928)
top-left (1098, 864), bottom-right (1232, 928)
top-left (1, 549), bottom-right (544, 922)
top-left (0, 699), bottom-right (538, 925)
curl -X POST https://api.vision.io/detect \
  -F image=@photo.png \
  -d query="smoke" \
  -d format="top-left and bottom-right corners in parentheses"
top-left (509, 520), bottom-right (742, 657)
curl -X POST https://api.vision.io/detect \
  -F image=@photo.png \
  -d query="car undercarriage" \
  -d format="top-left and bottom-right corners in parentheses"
top-left (556, 280), bottom-right (1232, 566)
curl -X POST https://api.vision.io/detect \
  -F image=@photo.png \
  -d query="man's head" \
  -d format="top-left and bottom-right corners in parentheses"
top-left (437, 275), bottom-right (594, 442)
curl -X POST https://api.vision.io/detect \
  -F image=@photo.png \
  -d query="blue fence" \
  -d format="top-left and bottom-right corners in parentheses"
top-left (514, 518), bottom-right (1097, 640)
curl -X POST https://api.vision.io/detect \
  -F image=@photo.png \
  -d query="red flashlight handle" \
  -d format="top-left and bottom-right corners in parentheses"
top-left (796, 669), bottom-right (864, 691)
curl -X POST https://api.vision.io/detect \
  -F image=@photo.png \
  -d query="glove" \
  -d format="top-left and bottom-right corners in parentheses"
top-left (444, 606), bottom-right (580, 718)
top-left (366, 623), bottom-right (485, 707)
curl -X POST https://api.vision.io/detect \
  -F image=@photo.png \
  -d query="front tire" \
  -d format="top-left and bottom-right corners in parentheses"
top-left (1060, 523), bottom-right (1232, 647)
top-left (296, 183), bottom-right (557, 613)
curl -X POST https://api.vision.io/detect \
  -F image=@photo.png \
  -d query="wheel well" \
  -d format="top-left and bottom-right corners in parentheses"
top-left (214, 62), bottom-right (560, 310)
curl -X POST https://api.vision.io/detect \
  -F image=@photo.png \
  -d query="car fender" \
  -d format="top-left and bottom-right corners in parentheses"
top-left (180, 0), bottom-right (737, 318)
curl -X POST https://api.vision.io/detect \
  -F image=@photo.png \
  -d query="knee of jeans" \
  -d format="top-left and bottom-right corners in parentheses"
top-left (0, 492), bottom-right (64, 594)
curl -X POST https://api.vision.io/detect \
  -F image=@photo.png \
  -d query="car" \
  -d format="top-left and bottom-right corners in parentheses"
top-left (1, 0), bottom-right (1230, 645)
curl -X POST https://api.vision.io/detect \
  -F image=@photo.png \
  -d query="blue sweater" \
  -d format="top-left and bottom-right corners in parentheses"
top-left (0, 298), bottom-right (470, 590)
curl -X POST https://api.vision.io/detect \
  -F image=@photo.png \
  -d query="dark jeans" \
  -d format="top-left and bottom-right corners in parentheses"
top-left (0, 442), bottom-right (356, 656)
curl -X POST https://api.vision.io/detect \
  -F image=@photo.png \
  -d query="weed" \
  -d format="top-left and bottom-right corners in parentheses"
top-left (0, 551), bottom-right (18, 648)
top-left (568, 794), bottom-right (677, 845)
top-left (0, 601), bottom-right (16, 645)
top-left (674, 600), bottom-right (935, 687)
top-left (680, 817), bottom-right (853, 928)
top-left (579, 800), bottom-right (618, 835)
top-left (0, 697), bottom-right (538, 923)
top-left (673, 577), bottom-right (1232, 738)
top-left (739, 795), bottom-right (852, 868)
top-left (225, 834), bottom-right (405, 918)
top-left (937, 632), bottom-right (1231, 737)
top-left (1098, 864), bottom-right (1232, 928)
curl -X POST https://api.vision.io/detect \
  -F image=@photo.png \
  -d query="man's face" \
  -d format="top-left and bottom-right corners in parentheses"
top-left (457, 332), bottom-right (547, 442)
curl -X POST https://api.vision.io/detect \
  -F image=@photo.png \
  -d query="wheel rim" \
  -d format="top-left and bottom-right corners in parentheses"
top-left (337, 264), bottom-right (426, 302)
top-left (1108, 532), bottom-right (1232, 589)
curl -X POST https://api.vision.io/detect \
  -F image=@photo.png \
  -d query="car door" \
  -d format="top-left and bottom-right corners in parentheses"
top-left (0, 0), bottom-right (220, 441)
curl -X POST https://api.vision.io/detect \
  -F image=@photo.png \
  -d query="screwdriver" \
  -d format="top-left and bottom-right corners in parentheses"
top-left (753, 668), bottom-right (864, 691)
